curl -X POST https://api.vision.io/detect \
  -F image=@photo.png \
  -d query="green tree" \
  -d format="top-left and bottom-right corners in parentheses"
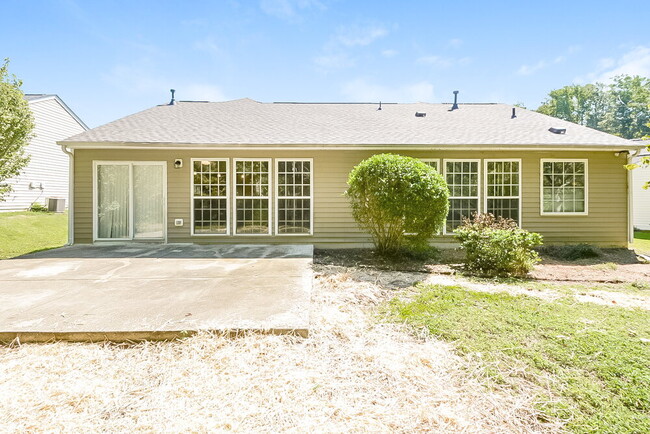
top-left (0, 58), bottom-right (33, 201)
top-left (537, 83), bottom-right (608, 130)
top-left (601, 75), bottom-right (650, 139)
top-left (345, 154), bottom-right (449, 255)
top-left (536, 75), bottom-right (650, 139)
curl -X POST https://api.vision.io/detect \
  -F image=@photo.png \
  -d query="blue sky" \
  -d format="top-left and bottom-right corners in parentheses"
top-left (3, 0), bottom-right (650, 128)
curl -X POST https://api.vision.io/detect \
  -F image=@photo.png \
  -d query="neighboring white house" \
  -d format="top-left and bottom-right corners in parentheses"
top-left (0, 94), bottom-right (88, 212)
top-left (632, 140), bottom-right (650, 230)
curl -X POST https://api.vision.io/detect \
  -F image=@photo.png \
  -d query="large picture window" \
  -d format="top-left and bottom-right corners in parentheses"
top-left (444, 160), bottom-right (480, 233)
top-left (192, 159), bottom-right (229, 235)
top-left (485, 159), bottom-right (521, 224)
top-left (541, 159), bottom-right (588, 214)
top-left (234, 159), bottom-right (271, 234)
top-left (276, 159), bottom-right (312, 235)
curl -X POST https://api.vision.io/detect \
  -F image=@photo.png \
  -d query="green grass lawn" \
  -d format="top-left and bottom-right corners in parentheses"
top-left (0, 211), bottom-right (68, 259)
top-left (387, 285), bottom-right (650, 433)
top-left (634, 231), bottom-right (650, 255)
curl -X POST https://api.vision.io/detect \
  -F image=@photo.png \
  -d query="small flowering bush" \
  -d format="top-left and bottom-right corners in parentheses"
top-left (455, 213), bottom-right (543, 277)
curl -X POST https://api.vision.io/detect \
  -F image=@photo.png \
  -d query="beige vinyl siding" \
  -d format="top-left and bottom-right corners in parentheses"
top-left (73, 149), bottom-right (629, 247)
top-left (0, 98), bottom-right (86, 211)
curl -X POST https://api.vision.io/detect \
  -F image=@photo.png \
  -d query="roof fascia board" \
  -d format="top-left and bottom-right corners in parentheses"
top-left (57, 142), bottom-right (645, 152)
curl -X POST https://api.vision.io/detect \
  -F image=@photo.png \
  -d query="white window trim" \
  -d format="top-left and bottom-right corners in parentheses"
top-left (443, 159), bottom-right (481, 235)
top-left (540, 158), bottom-right (589, 216)
top-left (190, 158), bottom-right (230, 236)
top-left (92, 160), bottom-right (167, 242)
top-left (484, 158), bottom-right (523, 226)
top-left (275, 158), bottom-right (314, 236)
top-left (420, 158), bottom-right (441, 172)
top-left (233, 158), bottom-right (273, 236)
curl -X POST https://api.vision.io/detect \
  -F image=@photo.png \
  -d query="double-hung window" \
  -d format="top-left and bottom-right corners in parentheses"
top-left (276, 159), bottom-right (313, 235)
top-left (541, 159), bottom-right (588, 214)
top-left (444, 160), bottom-right (480, 233)
top-left (485, 159), bottom-right (521, 224)
top-left (192, 159), bottom-right (229, 235)
top-left (234, 159), bottom-right (271, 234)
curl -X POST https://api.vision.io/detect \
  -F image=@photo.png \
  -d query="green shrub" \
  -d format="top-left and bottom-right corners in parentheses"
top-left (29, 202), bottom-right (49, 212)
top-left (455, 213), bottom-right (543, 277)
top-left (538, 243), bottom-right (601, 261)
top-left (345, 154), bottom-right (449, 256)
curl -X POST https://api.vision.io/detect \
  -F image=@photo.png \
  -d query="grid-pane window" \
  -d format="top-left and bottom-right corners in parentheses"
top-left (445, 160), bottom-right (479, 232)
top-left (192, 159), bottom-right (228, 234)
top-left (235, 160), bottom-right (270, 234)
top-left (422, 159), bottom-right (439, 172)
top-left (277, 160), bottom-right (312, 234)
top-left (542, 160), bottom-right (587, 213)
top-left (486, 160), bottom-right (520, 223)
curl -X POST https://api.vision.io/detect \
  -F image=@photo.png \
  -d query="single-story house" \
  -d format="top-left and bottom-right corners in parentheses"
top-left (58, 97), bottom-right (644, 248)
top-left (631, 140), bottom-right (650, 231)
top-left (0, 94), bottom-right (88, 212)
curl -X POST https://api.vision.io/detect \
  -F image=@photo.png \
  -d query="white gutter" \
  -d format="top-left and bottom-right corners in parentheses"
top-left (60, 144), bottom-right (74, 245)
top-left (628, 149), bottom-right (641, 245)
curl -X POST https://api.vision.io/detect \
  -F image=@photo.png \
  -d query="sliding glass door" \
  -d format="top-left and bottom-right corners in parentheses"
top-left (95, 162), bottom-right (166, 241)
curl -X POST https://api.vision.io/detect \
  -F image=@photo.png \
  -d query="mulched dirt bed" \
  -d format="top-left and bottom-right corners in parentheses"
top-left (315, 247), bottom-right (650, 284)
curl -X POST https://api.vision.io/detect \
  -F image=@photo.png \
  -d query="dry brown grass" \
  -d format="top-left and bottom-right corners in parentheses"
top-left (0, 265), bottom-right (556, 432)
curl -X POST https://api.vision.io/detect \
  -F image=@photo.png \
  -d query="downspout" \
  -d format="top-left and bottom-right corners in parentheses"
top-left (60, 144), bottom-right (74, 245)
top-left (627, 149), bottom-right (640, 246)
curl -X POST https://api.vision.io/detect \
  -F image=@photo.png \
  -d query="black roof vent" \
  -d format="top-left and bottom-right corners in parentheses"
top-left (511, 107), bottom-right (517, 119)
top-left (168, 89), bottom-right (176, 105)
top-left (415, 112), bottom-right (426, 117)
top-left (549, 127), bottom-right (566, 134)
top-left (449, 90), bottom-right (459, 111)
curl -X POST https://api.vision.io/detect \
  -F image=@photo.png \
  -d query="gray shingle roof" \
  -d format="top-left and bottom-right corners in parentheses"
top-left (61, 98), bottom-right (639, 148)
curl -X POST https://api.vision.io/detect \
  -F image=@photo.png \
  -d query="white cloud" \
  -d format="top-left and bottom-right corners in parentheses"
top-left (335, 25), bottom-right (387, 47)
top-left (313, 23), bottom-right (389, 70)
top-left (447, 38), bottom-right (463, 49)
top-left (183, 84), bottom-right (226, 102)
top-left (417, 55), bottom-right (453, 68)
top-left (417, 55), bottom-right (471, 68)
top-left (193, 37), bottom-right (224, 57)
top-left (341, 78), bottom-right (434, 102)
top-left (381, 49), bottom-right (398, 58)
top-left (259, 0), bottom-right (324, 21)
top-left (103, 62), bottom-right (226, 102)
top-left (313, 53), bottom-right (355, 69)
top-left (592, 46), bottom-right (650, 83)
top-left (517, 55), bottom-right (565, 76)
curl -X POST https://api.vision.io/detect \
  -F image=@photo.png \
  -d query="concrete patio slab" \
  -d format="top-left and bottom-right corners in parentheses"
top-left (0, 244), bottom-right (312, 343)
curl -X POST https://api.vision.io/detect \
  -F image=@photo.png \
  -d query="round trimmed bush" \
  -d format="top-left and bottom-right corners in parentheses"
top-left (345, 154), bottom-right (449, 255)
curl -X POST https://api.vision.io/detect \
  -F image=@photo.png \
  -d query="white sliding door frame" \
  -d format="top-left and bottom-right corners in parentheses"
top-left (93, 161), bottom-right (167, 242)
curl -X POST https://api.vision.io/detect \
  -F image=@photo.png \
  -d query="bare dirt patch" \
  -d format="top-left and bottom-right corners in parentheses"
top-left (0, 264), bottom-right (555, 432)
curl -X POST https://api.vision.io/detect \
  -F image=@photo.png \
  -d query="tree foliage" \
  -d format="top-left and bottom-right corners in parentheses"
top-left (537, 75), bottom-right (650, 139)
top-left (345, 154), bottom-right (449, 255)
top-left (0, 58), bottom-right (33, 201)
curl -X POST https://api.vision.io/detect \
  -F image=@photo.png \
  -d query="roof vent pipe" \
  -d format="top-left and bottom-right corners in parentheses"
top-left (169, 89), bottom-right (176, 105)
top-left (511, 107), bottom-right (517, 118)
top-left (450, 90), bottom-right (459, 110)
top-left (377, 101), bottom-right (382, 111)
